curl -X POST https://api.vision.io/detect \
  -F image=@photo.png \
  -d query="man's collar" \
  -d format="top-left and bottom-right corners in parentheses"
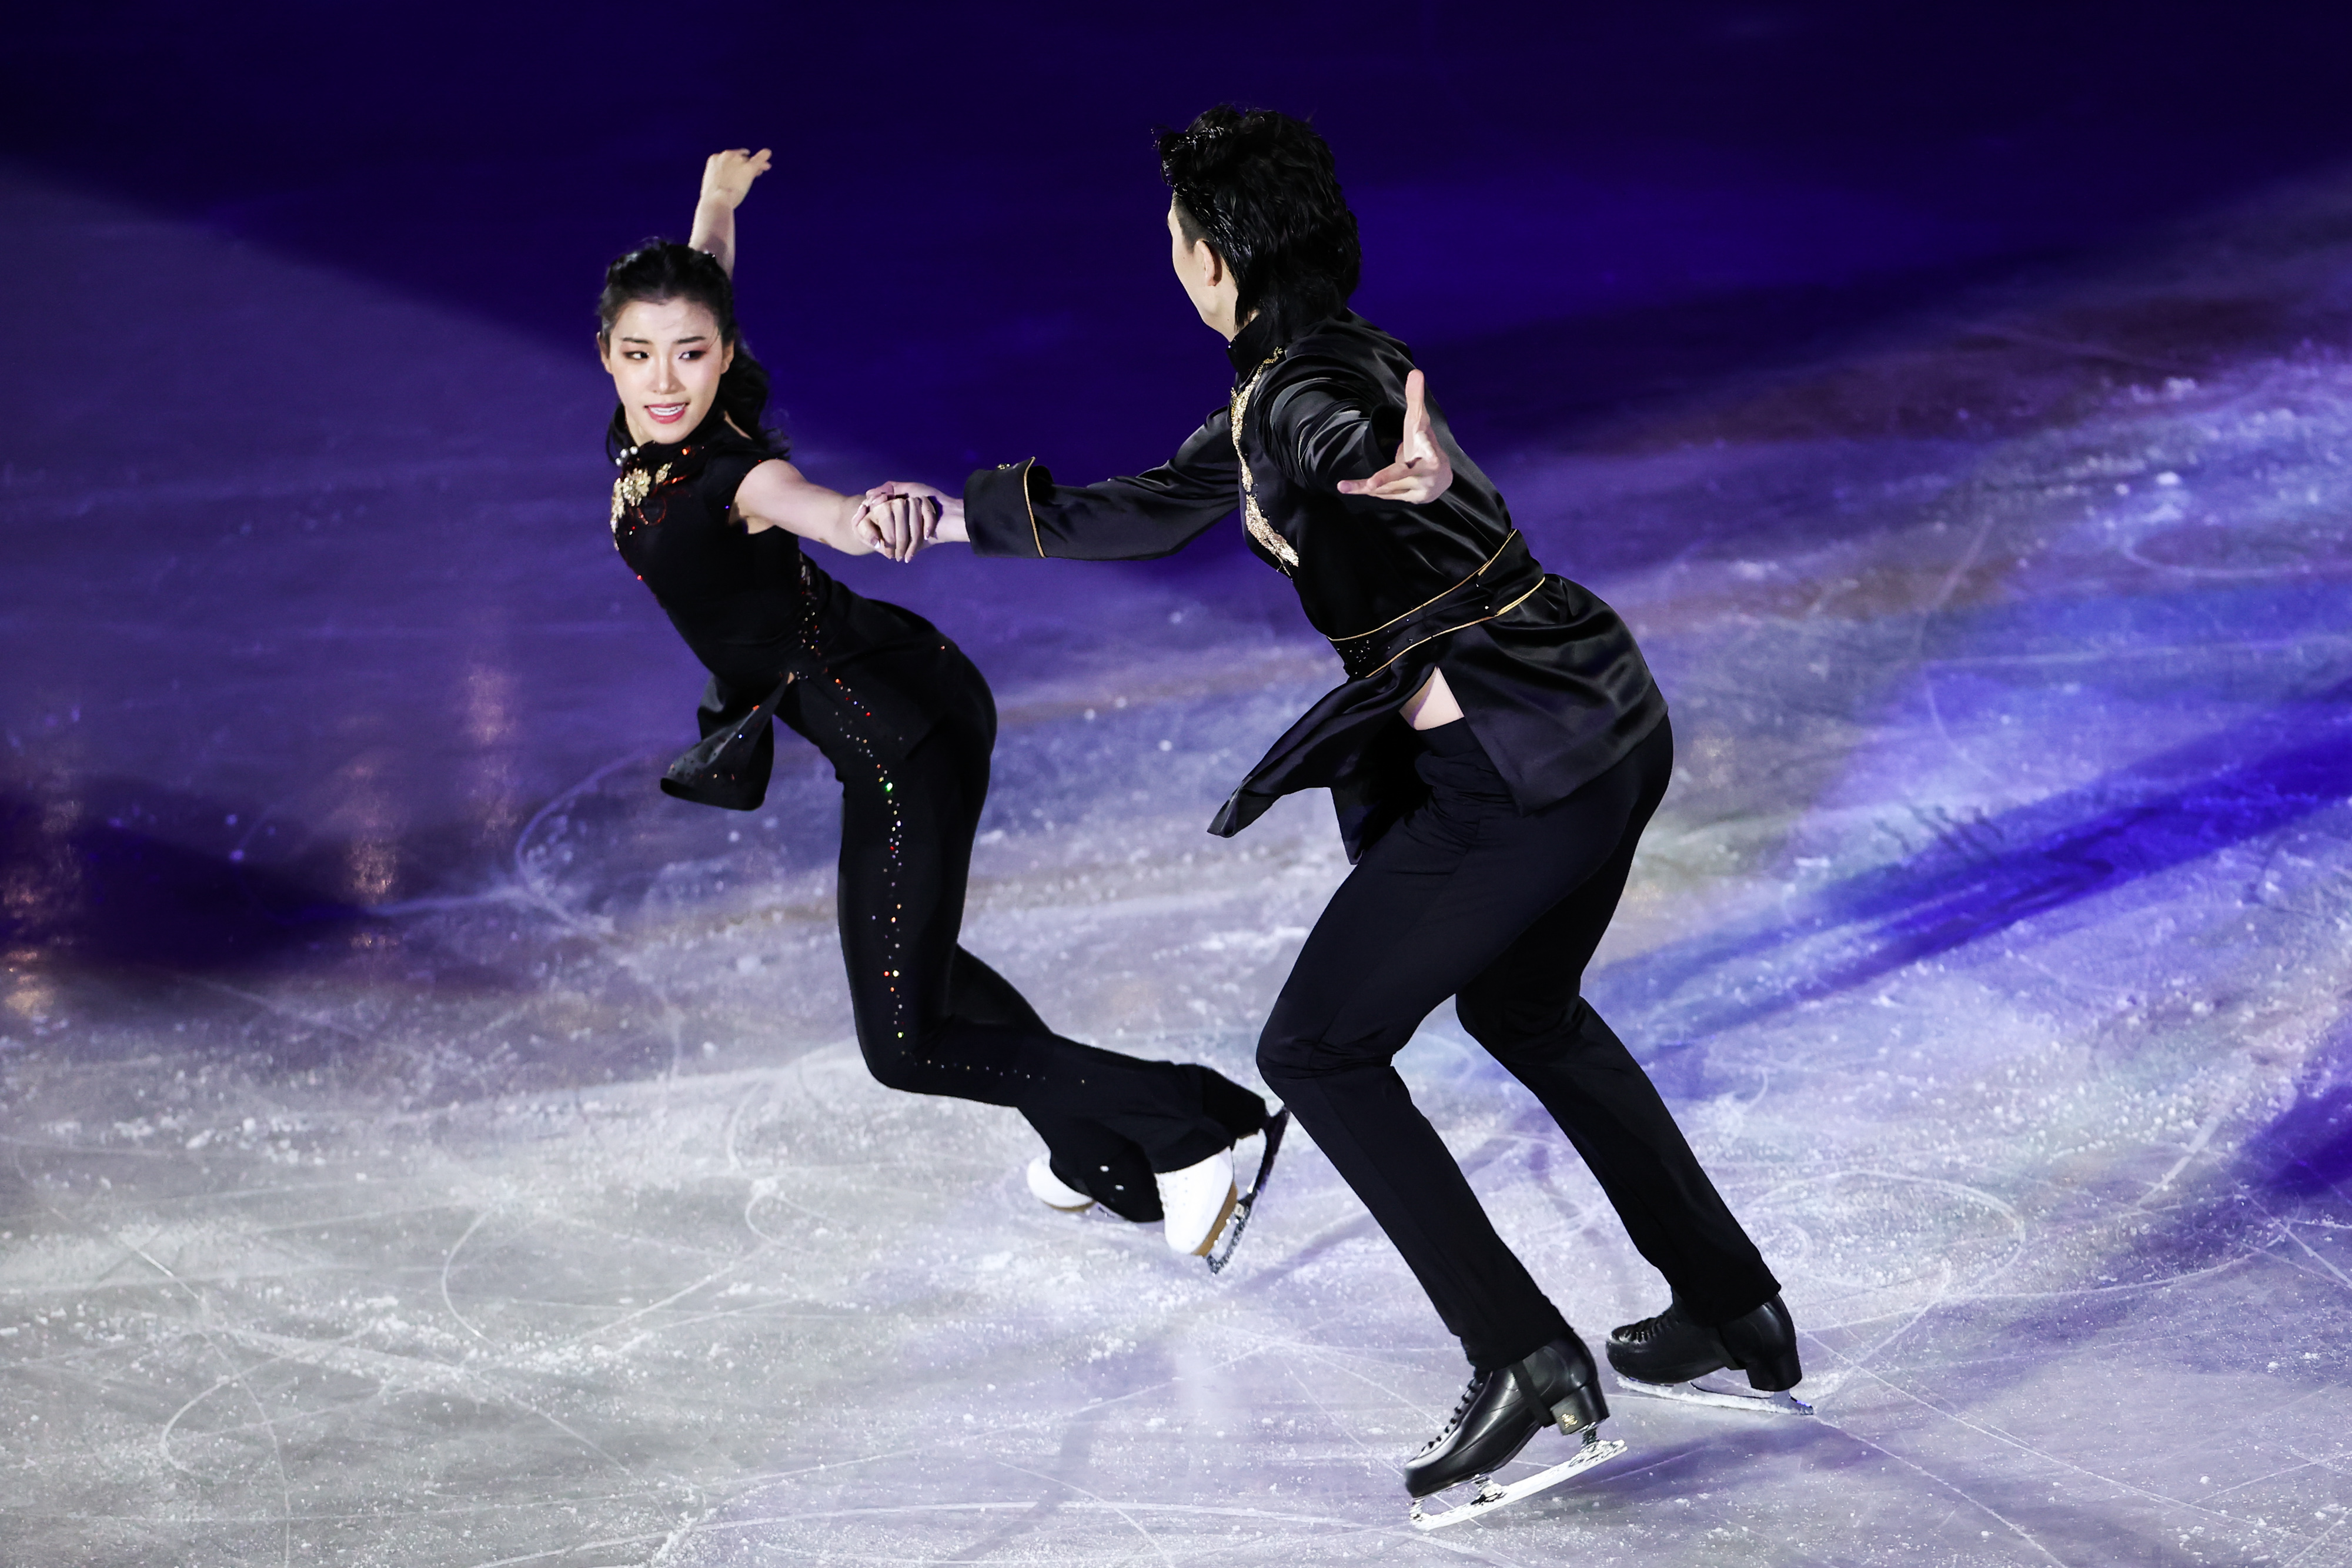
top-left (1225, 310), bottom-right (1279, 375)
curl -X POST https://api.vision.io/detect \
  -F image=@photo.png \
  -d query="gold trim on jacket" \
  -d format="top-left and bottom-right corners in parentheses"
top-left (1229, 350), bottom-right (1297, 571)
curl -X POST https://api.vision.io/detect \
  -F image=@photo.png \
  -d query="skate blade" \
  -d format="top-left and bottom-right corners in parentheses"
top-left (1408, 1432), bottom-right (1627, 1530)
top-left (1614, 1373), bottom-right (1813, 1416)
top-left (1204, 1108), bottom-right (1290, 1276)
top-left (1187, 1182), bottom-right (1240, 1256)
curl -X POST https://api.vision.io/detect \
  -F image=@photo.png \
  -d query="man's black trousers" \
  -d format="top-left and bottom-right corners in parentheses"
top-left (1257, 715), bottom-right (1779, 1371)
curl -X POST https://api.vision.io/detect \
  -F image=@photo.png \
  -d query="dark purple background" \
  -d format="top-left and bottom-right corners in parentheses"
top-left (12, 0), bottom-right (2352, 493)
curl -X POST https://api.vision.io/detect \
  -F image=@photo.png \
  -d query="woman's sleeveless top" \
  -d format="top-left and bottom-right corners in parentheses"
top-left (607, 407), bottom-right (967, 807)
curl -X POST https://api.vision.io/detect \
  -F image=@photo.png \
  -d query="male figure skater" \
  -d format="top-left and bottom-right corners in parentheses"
top-left (878, 106), bottom-right (1804, 1522)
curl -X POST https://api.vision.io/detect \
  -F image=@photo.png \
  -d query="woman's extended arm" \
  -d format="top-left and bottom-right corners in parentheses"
top-left (734, 459), bottom-right (934, 559)
top-left (688, 148), bottom-right (771, 276)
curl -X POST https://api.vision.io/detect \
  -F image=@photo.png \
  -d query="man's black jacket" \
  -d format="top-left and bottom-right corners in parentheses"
top-left (964, 309), bottom-right (1666, 860)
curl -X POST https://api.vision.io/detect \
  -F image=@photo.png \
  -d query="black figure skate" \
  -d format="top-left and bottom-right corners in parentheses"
top-left (1606, 1295), bottom-right (1812, 1416)
top-left (1404, 1334), bottom-right (1627, 1529)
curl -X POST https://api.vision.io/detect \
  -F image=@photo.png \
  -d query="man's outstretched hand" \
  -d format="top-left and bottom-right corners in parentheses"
top-left (1337, 368), bottom-right (1453, 504)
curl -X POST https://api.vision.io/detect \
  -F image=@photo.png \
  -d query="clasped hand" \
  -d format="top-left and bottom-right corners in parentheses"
top-left (851, 483), bottom-right (957, 562)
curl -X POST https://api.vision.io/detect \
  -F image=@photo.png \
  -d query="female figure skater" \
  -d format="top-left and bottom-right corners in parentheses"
top-left (597, 148), bottom-right (1276, 1262)
top-left (878, 109), bottom-right (1802, 1522)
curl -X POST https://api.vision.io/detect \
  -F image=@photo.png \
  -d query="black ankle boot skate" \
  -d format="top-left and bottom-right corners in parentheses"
top-left (1402, 1335), bottom-right (1628, 1529)
top-left (1404, 1335), bottom-right (1608, 1499)
top-left (1606, 1295), bottom-right (1812, 1415)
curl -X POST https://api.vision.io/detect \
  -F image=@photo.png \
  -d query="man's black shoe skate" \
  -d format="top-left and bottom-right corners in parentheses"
top-left (1403, 1335), bottom-right (1626, 1528)
top-left (1606, 1295), bottom-right (1812, 1415)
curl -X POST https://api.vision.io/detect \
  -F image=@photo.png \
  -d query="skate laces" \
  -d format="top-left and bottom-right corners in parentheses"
top-left (1621, 1303), bottom-right (1694, 1345)
top-left (1416, 1372), bottom-right (1487, 1454)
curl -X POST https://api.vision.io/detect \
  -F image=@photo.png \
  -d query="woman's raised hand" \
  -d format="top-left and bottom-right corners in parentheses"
top-left (1337, 368), bottom-right (1454, 504)
top-left (700, 148), bottom-right (773, 210)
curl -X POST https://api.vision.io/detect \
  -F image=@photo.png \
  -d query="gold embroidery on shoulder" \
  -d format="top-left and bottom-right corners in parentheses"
top-left (610, 462), bottom-right (671, 534)
top-left (1230, 351), bottom-right (1298, 572)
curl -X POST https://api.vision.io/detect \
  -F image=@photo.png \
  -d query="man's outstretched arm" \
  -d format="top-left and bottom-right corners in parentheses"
top-left (870, 408), bottom-right (1242, 563)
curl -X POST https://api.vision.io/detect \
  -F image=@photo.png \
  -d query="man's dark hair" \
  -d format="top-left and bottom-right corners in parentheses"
top-left (1158, 105), bottom-right (1361, 343)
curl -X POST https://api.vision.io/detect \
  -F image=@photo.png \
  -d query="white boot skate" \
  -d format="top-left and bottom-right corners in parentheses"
top-left (1154, 1147), bottom-right (1237, 1256)
top-left (1025, 1156), bottom-right (1095, 1213)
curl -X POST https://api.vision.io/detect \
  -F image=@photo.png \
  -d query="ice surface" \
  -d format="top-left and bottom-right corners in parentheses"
top-left (5, 163), bottom-right (2352, 1566)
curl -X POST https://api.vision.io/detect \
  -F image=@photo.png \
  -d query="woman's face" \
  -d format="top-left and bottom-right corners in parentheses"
top-left (599, 296), bottom-right (736, 445)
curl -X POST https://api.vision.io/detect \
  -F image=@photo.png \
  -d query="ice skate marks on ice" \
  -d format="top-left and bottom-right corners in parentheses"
top-left (1204, 1107), bottom-right (1290, 1275)
top-left (1614, 1371), bottom-right (1814, 1415)
top-left (1408, 1429), bottom-right (1628, 1530)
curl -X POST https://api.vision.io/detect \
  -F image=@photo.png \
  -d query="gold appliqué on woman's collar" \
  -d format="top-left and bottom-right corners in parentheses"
top-left (610, 462), bottom-right (671, 534)
top-left (1229, 350), bottom-right (1298, 573)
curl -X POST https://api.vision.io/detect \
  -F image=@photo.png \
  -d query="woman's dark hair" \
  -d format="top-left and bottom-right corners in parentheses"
top-left (596, 239), bottom-right (786, 456)
top-left (1158, 105), bottom-right (1361, 344)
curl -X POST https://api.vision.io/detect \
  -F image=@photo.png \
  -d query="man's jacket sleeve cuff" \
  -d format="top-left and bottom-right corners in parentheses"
top-left (964, 458), bottom-right (1048, 558)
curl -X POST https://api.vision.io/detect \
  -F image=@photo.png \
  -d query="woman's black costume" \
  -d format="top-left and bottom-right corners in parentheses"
top-left (607, 407), bottom-right (1266, 1213)
top-left (963, 311), bottom-right (1780, 1372)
